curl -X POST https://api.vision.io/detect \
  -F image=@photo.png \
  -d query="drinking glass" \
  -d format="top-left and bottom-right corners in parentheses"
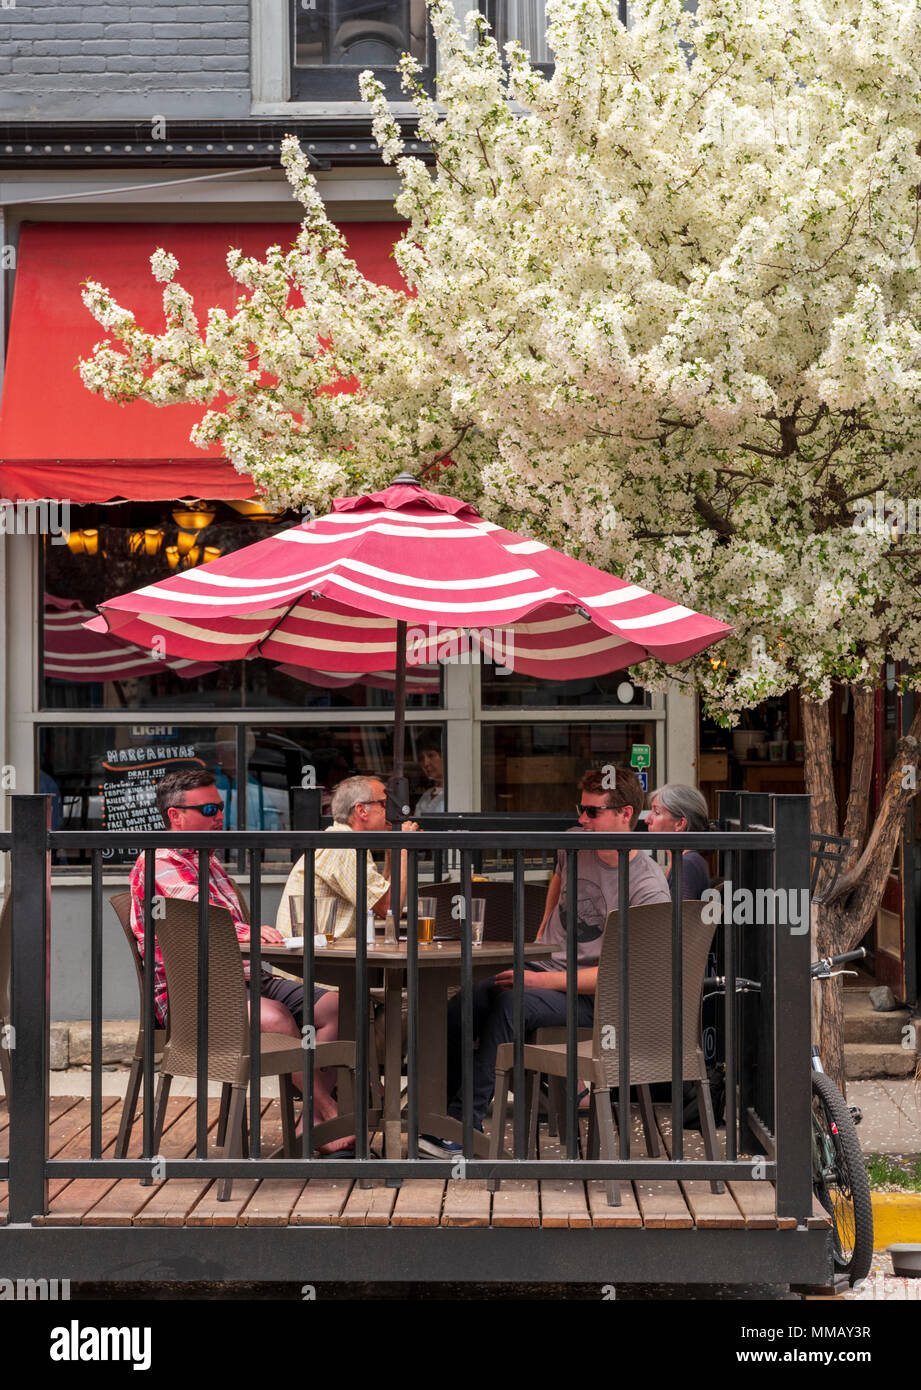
top-left (417, 896), bottom-right (436, 945)
top-left (471, 897), bottom-right (486, 947)
top-left (314, 897), bottom-right (339, 945)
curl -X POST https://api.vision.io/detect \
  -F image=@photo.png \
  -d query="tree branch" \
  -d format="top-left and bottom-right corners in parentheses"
top-left (841, 686), bottom-right (875, 871)
top-left (693, 494), bottom-right (734, 537)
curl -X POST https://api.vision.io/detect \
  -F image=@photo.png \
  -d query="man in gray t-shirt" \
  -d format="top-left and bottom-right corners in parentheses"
top-left (426, 767), bottom-right (671, 1156)
top-left (539, 837), bottom-right (671, 970)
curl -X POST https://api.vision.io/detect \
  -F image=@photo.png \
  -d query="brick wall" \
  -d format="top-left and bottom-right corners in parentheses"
top-left (0, 2), bottom-right (253, 119)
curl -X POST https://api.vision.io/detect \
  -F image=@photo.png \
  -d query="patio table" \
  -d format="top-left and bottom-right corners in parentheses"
top-left (256, 939), bottom-right (553, 1158)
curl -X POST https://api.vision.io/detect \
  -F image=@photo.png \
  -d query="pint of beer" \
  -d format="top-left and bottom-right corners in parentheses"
top-left (417, 896), bottom-right (436, 945)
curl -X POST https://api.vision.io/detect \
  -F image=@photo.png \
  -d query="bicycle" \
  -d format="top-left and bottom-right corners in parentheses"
top-left (704, 947), bottom-right (873, 1285)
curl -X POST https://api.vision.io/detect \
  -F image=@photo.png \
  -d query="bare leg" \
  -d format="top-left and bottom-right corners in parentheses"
top-left (311, 990), bottom-right (355, 1153)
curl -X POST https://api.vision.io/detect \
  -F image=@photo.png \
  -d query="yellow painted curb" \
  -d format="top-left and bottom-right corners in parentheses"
top-left (871, 1192), bottom-right (921, 1248)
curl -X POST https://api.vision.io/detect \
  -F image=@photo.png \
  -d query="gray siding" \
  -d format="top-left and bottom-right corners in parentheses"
top-left (0, 2), bottom-right (252, 119)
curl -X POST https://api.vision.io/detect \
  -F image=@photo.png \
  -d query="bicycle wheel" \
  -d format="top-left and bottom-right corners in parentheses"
top-left (811, 1070), bottom-right (874, 1284)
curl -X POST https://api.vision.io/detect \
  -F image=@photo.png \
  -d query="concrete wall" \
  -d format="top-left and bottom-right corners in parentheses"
top-left (51, 876), bottom-right (288, 1021)
top-left (0, 1), bottom-right (252, 119)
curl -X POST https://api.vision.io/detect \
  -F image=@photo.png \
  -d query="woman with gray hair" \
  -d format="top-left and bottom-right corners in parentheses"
top-left (646, 783), bottom-right (711, 899)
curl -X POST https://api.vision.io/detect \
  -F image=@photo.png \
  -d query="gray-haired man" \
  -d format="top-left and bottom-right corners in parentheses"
top-left (277, 774), bottom-right (419, 938)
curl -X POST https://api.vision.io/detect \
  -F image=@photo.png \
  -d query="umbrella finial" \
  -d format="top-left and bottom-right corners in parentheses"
top-left (392, 471), bottom-right (419, 486)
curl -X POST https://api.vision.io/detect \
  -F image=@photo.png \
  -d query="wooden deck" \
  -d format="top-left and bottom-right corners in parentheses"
top-left (0, 1095), bottom-right (831, 1233)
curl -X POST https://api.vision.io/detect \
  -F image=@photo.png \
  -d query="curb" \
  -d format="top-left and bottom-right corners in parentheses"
top-left (871, 1192), bottom-right (921, 1248)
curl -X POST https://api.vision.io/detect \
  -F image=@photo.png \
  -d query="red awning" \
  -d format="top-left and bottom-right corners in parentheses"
top-left (0, 220), bottom-right (405, 503)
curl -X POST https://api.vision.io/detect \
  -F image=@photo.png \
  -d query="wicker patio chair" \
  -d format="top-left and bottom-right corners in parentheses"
top-left (424, 879), bottom-right (546, 941)
top-left (488, 901), bottom-right (723, 1206)
top-left (151, 898), bottom-right (360, 1200)
top-left (109, 892), bottom-right (169, 1159)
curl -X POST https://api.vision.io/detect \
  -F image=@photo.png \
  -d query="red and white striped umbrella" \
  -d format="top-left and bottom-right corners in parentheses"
top-left (276, 663), bottom-right (441, 695)
top-left (88, 478), bottom-right (730, 676)
top-left (45, 593), bottom-right (216, 682)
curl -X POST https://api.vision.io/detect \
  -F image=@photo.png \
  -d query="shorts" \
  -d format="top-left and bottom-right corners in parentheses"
top-left (248, 973), bottom-right (327, 1032)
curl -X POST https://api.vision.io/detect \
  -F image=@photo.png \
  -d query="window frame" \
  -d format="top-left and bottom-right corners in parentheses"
top-left (288, 0), bottom-right (436, 103)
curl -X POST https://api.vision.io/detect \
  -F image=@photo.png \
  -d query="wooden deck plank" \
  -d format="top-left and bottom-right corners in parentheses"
top-left (239, 1180), bottom-right (309, 1226)
top-left (390, 1179), bottom-right (445, 1226)
top-left (339, 1181), bottom-right (398, 1227)
top-left (440, 1179), bottom-right (492, 1226)
top-left (35, 1099), bottom-right (125, 1226)
top-left (290, 1178), bottom-right (355, 1225)
top-left (654, 1106), bottom-right (747, 1230)
top-left (489, 1179), bottom-right (540, 1227)
top-left (186, 1179), bottom-right (262, 1226)
top-left (536, 1129), bottom-right (592, 1229)
top-left (131, 1097), bottom-right (229, 1227)
top-left (48, 1096), bottom-right (119, 1156)
top-left (77, 1098), bottom-right (197, 1226)
top-left (184, 1099), bottom-right (279, 1227)
top-left (624, 1105), bottom-right (693, 1229)
top-left (577, 1113), bottom-right (643, 1227)
top-left (809, 1195), bottom-right (833, 1230)
top-left (585, 1180), bottom-right (644, 1226)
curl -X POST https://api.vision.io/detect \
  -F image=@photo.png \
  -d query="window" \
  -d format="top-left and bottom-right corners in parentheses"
top-left (481, 0), bottom-right (552, 66)
top-left (40, 720), bottom-right (446, 867)
top-left (479, 0), bottom-right (628, 70)
top-left (290, 0), bottom-right (434, 100)
top-left (481, 666), bottom-right (649, 709)
top-left (482, 720), bottom-right (658, 813)
top-left (41, 503), bottom-right (442, 713)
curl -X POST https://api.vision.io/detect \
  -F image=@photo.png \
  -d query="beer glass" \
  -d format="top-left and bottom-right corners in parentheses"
top-left (417, 896), bottom-right (436, 945)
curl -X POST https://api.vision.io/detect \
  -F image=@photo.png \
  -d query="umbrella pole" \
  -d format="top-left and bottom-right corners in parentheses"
top-left (386, 622), bottom-right (410, 952)
top-left (386, 620), bottom-right (410, 823)
top-left (393, 619), bottom-right (407, 785)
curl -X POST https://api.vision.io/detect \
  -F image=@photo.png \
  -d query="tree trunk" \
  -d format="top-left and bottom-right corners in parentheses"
top-left (800, 691), bottom-right (921, 1091)
top-left (802, 697), bottom-right (838, 896)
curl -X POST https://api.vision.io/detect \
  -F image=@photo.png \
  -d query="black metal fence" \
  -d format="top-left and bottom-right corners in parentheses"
top-left (2, 793), bottom-right (813, 1228)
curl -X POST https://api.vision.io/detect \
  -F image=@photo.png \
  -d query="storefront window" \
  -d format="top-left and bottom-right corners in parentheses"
top-left (41, 502), bottom-right (442, 712)
top-left (40, 720), bottom-right (445, 867)
top-left (482, 720), bottom-right (657, 813)
top-left (481, 667), bottom-right (649, 709)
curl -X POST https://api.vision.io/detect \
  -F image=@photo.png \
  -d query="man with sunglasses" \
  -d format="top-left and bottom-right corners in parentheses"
top-left (277, 774), bottom-right (419, 939)
top-left (128, 768), bottom-right (352, 1152)
top-left (423, 766), bottom-right (670, 1156)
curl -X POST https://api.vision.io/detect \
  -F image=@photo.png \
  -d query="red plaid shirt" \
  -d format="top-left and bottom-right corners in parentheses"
top-left (129, 846), bottom-right (250, 1026)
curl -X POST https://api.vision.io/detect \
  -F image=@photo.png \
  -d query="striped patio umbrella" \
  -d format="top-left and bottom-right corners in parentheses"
top-left (88, 476), bottom-right (730, 790)
top-left (45, 593), bottom-right (216, 683)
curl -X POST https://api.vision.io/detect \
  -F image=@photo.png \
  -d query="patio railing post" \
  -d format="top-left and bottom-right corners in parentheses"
top-left (773, 794), bottom-right (813, 1224)
top-left (739, 791), bottom-right (771, 1155)
top-left (9, 793), bottom-right (51, 1223)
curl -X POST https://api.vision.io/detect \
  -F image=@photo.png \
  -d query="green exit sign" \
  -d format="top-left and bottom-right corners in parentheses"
top-left (630, 744), bottom-right (651, 770)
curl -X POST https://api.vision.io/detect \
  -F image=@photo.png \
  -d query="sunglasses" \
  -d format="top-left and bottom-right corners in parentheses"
top-left (576, 803), bottom-right (617, 819)
top-left (358, 799), bottom-right (387, 810)
top-left (176, 801), bottom-right (224, 818)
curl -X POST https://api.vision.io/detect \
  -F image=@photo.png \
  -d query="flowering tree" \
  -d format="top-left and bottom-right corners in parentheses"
top-left (80, 0), bottom-right (921, 1083)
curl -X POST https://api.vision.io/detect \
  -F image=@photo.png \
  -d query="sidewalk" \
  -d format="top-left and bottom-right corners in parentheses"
top-left (847, 1078), bottom-right (921, 1156)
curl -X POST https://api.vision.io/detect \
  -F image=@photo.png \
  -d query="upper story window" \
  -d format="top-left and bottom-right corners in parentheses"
top-left (481, 0), bottom-right (551, 67)
top-left (291, 0), bottom-right (434, 99)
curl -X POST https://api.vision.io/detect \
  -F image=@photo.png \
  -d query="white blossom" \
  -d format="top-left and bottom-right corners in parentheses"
top-left (78, 0), bottom-right (921, 722)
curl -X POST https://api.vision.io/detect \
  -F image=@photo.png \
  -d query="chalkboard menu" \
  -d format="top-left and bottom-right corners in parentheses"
top-left (100, 737), bottom-right (206, 855)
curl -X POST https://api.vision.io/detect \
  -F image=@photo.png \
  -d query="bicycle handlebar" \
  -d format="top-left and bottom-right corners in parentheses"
top-left (811, 947), bottom-right (866, 978)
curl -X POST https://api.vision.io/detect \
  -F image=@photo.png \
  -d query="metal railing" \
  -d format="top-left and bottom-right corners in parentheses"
top-left (3, 794), bottom-right (814, 1227)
